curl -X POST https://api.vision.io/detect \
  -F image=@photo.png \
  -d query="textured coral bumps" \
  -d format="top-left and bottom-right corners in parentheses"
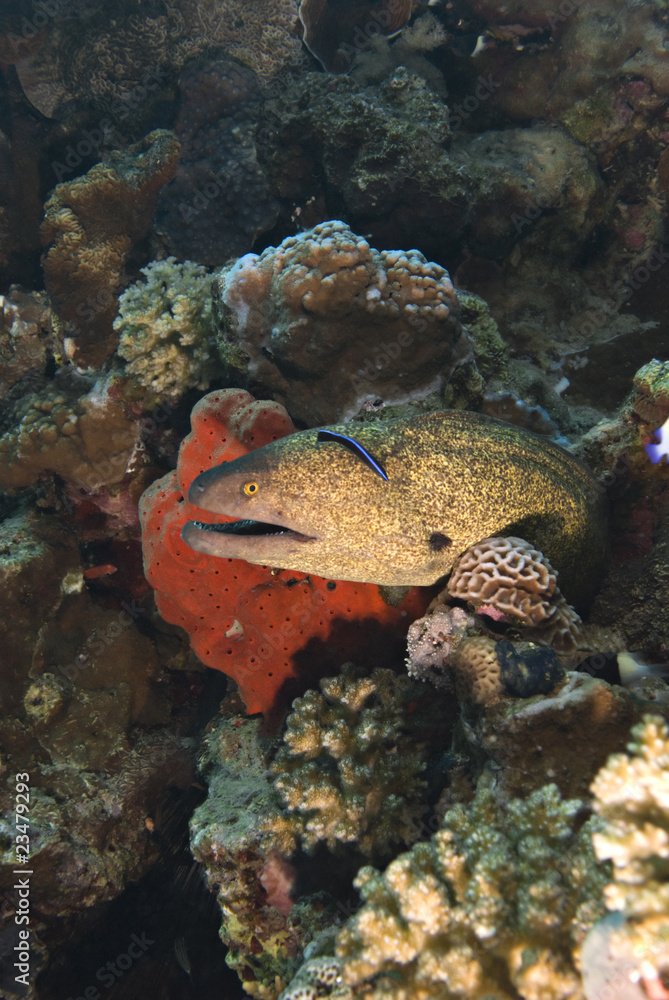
top-left (213, 220), bottom-right (469, 424)
top-left (140, 389), bottom-right (427, 715)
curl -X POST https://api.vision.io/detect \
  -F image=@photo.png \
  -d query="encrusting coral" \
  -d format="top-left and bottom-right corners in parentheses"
top-left (281, 782), bottom-right (609, 1000)
top-left (0, 373), bottom-right (139, 492)
top-left (213, 220), bottom-right (469, 425)
top-left (41, 129), bottom-right (180, 368)
top-left (7, 0), bottom-right (301, 120)
top-left (139, 388), bottom-right (427, 716)
top-left (156, 58), bottom-right (279, 266)
top-left (115, 256), bottom-right (217, 406)
top-left (589, 714), bottom-right (669, 987)
top-left (263, 664), bottom-right (438, 862)
top-left (190, 713), bottom-right (339, 998)
top-left (0, 287), bottom-right (58, 403)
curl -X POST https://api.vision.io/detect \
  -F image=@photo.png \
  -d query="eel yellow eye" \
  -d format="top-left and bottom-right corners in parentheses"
top-left (243, 482), bottom-right (259, 496)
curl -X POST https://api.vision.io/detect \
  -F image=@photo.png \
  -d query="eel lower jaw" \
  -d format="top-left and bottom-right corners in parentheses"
top-left (180, 519), bottom-right (317, 559)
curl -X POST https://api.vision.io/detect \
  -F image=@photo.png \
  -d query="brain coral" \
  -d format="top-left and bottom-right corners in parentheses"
top-left (447, 536), bottom-right (586, 654)
top-left (264, 664), bottom-right (443, 862)
top-left (335, 782), bottom-right (608, 1000)
top-left (115, 256), bottom-right (216, 406)
top-left (213, 220), bottom-right (469, 424)
top-left (41, 130), bottom-right (180, 368)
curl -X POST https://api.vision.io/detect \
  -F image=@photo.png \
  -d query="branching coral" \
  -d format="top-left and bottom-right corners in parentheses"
top-left (589, 714), bottom-right (669, 985)
top-left (213, 220), bottom-right (467, 424)
top-left (335, 782), bottom-right (608, 1000)
top-left (263, 664), bottom-right (434, 861)
top-left (115, 256), bottom-right (217, 406)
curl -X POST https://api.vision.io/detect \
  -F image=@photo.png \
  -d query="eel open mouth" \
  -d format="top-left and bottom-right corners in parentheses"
top-left (185, 519), bottom-right (315, 541)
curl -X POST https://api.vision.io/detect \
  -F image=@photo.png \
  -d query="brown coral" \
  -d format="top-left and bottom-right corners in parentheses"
top-left (451, 635), bottom-right (505, 705)
top-left (214, 220), bottom-right (469, 424)
top-left (447, 536), bottom-right (585, 653)
top-left (0, 287), bottom-right (58, 402)
top-left (41, 129), bottom-right (179, 368)
top-left (0, 374), bottom-right (139, 491)
top-left (9, 0), bottom-right (301, 119)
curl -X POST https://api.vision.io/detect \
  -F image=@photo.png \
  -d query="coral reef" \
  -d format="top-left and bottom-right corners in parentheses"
top-left (475, 673), bottom-right (641, 800)
top-left (578, 360), bottom-right (669, 659)
top-left (191, 712), bottom-right (339, 998)
top-left (41, 129), bottom-right (180, 368)
top-left (450, 636), bottom-right (564, 705)
top-left (0, 507), bottom-right (194, 923)
top-left (0, 288), bottom-right (58, 404)
top-left (213, 220), bottom-right (467, 424)
top-left (332, 781), bottom-right (607, 1000)
top-left (298, 0), bottom-right (412, 73)
top-left (0, 373), bottom-right (139, 492)
top-left (260, 73), bottom-right (602, 262)
top-left (588, 714), bottom-right (669, 986)
top-left (264, 664), bottom-right (443, 862)
top-left (6, 0), bottom-right (301, 120)
top-left (156, 58), bottom-right (278, 266)
top-left (140, 388), bottom-right (427, 715)
top-left (115, 256), bottom-right (216, 406)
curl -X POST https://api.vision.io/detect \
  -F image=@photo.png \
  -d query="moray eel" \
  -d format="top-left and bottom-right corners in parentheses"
top-left (181, 409), bottom-right (608, 611)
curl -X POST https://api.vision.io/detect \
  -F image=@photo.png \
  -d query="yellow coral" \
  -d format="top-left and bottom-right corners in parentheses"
top-left (0, 375), bottom-right (139, 491)
top-left (263, 665), bottom-right (430, 860)
top-left (115, 257), bottom-right (215, 405)
top-left (334, 783), bottom-right (607, 1000)
top-left (589, 715), bottom-right (669, 984)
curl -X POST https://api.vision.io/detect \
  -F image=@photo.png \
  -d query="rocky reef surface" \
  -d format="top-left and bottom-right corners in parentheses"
top-left (0, 1), bottom-right (668, 997)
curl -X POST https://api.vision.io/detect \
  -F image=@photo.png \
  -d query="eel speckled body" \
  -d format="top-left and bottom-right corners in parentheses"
top-left (181, 409), bottom-right (608, 610)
